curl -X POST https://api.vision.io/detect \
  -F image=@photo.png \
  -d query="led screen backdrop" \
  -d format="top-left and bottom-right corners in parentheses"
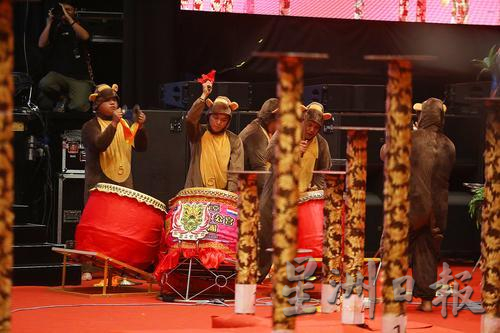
top-left (180, 0), bottom-right (499, 26)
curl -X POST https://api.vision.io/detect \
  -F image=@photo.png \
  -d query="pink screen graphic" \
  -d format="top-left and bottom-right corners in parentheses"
top-left (180, 0), bottom-right (499, 26)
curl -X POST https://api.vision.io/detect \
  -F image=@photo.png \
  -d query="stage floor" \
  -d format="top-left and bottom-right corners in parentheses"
top-left (12, 263), bottom-right (483, 332)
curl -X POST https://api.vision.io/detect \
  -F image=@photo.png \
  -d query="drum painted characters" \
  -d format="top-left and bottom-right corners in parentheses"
top-left (297, 190), bottom-right (324, 259)
top-left (154, 187), bottom-right (238, 279)
top-left (75, 183), bottom-right (167, 269)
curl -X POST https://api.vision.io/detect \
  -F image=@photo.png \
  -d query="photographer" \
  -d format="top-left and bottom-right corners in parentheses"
top-left (38, 0), bottom-right (94, 112)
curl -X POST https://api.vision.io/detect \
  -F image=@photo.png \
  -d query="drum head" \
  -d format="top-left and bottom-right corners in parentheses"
top-left (92, 183), bottom-right (167, 213)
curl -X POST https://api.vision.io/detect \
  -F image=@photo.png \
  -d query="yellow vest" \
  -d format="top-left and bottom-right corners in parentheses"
top-left (97, 118), bottom-right (133, 183)
top-left (200, 130), bottom-right (231, 189)
top-left (299, 136), bottom-right (319, 192)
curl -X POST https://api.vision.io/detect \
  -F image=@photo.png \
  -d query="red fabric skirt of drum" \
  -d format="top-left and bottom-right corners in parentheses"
top-left (75, 190), bottom-right (165, 270)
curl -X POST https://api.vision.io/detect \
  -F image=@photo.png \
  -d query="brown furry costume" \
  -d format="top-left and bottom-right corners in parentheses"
top-left (238, 98), bottom-right (279, 194)
top-left (380, 97), bottom-right (456, 300)
top-left (81, 84), bottom-right (147, 203)
top-left (184, 97), bottom-right (244, 192)
top-left (257, 103), bottom-right (332, 281)
top-left (408, 98), bottom-right (456, 300)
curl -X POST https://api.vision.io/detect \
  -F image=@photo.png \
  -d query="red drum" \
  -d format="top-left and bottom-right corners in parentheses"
top-left (75, 183), bottom-right (166, 270)
top-left (297, 190), bottom-right (324, 259)
top-left (154, 187), bottom-right (238, 281)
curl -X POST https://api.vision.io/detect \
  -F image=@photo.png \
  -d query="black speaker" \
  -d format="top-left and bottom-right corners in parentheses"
top-left (57, 173), bottom-right (85, 243)
top-left (132, 110), bottom-right (189, 203)
top-left (250, 82), bottom-right (277, 112)
top-left (323, 114), bottom-right (386, 190)
top-left (160, 81), bottom-right (254, 110)
top-left (441, 192), bottom-right (480, 261)
top-left (365, 193), bottom-right (384, 257)
top-left (238, 111), bottom-right (258, 133)
top-left (303, 84), bottom-right (354, 111)
top-left (443, 114), bottom-right (484, 190)
top-left (352, 85), bottom-right (386, 111)
top-left (323, 113), bottom-right (386, 166)
top-left (445, 81), bottom-right (490, 114)
top-left (13, 72), bottom-right (33, 108)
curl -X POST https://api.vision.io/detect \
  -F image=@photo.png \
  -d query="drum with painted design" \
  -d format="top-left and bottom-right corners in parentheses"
top-left (155, 187), bottom-right (238, 273)
top-left (75, 183), bottom-right (166, 269)
top-left (154, 187), bottom-right (239, 297)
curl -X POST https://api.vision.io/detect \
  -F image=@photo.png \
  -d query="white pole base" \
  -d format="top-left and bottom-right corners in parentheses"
top-left (235, 284), bottom-right (256, 314)
top-left (382, 313), bottom-right (407, 333)
top-left (321, 283), bottom-right (340, 313)
top-left (481, 314), bottom-right (500, 333)
top-left (341, 294), bottom-right (365, 325)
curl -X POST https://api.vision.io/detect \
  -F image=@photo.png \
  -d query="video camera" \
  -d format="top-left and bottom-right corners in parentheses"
top-left (50, 5), bottom-right (65, 20)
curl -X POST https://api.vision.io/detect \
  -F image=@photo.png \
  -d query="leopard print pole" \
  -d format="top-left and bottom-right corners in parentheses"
top-left (381, 60), bottom-right (412, 320)
top-left (323, 173), bottom-right (345, 285)
top-left (272, 56), bottom-right (303, 332)
top-left (236, 173), bottom-right (259, 285)
top-left (343, 130), bottom-right (367, 287)
top-left (481, 103), bottom-right (500, 331)
top-left (0, 1), bottom-right (14, 330)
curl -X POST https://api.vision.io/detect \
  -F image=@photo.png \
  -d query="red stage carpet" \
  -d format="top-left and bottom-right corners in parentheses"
top-left (12, 264), bottom-right (482, 332)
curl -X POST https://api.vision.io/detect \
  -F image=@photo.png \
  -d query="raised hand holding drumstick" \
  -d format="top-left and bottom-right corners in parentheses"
top-left (201, 80), bottom-right (213, 101)
top-left (111, 108), bottom-right (123, 127)
top-left (197, 69), bottom-right (216, 102)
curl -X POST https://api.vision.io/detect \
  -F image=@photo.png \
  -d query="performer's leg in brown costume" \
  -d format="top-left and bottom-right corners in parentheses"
top-left (257, 174), bottom-right (274, 282)
top-left (410, 225), bottom-right (439, 301)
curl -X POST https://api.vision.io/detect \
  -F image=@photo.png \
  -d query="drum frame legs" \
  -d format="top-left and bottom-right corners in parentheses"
top-left (161, 256), bottom-right (237, 302)
top-left (52, 248), bottom-right (156, 297)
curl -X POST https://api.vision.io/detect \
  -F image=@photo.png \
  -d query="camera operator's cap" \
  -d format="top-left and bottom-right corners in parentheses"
top-left (89, 84), bottom-right (120, 110)
top-left (206, 96), bottom-right (239, 118)
top-left (302, 102), bottom-right (333, 126)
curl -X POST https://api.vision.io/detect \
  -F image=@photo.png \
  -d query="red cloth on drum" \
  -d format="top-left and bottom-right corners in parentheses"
top-left (75, 189), bottom-right (165, 270)
top-left (154, 241), bottom-right (234, 283)
top-left (154, 204), bottom-right (237, 283)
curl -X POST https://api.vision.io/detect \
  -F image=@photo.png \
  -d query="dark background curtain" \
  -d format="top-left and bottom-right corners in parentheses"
top-left (121, 0), bottom-right (499, 108)
top-left (13, 0), bottom-right (499, 108)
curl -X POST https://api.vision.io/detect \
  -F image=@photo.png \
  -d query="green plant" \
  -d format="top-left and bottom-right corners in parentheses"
top-left (472, 45), bottom-right (498, 80)
top-left (468, 187), bottom-right (484, 229)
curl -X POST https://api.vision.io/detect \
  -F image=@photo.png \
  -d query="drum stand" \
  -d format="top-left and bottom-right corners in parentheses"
top-left (51, 248), bottom-right (156, 297)
top-left (160, 242), bottom-right (237, 302)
